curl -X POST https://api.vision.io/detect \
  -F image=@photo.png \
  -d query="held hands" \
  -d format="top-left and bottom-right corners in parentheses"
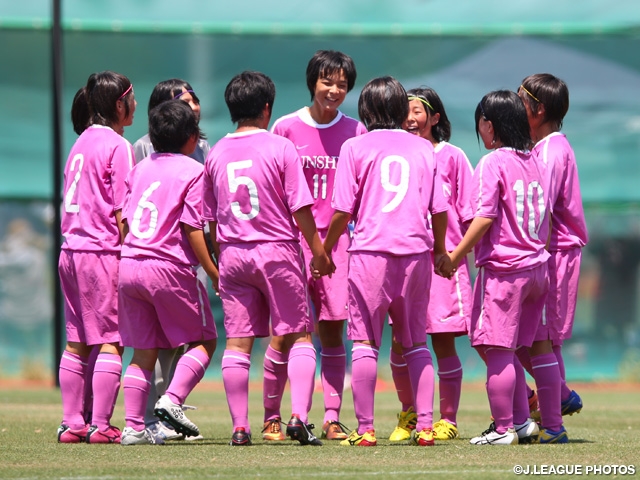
top-left (310, 252), bottom-right (336, 280)
top-left (434, 252), bottom-right (456, 279)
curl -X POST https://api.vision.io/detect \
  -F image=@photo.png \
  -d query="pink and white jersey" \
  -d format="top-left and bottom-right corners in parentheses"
top-left (121, 153), bottom-right (205, 266)
top-left (202, 129), bottom-right (314, 244)
top-left (332, 129), bottom-right (448, 255)
top-left (533, 132), bottom-right (588, 251)
top-left (61, 125), bottom-right (135, 252)
top-left (271, 108), bottom-right (367, 229)
top-left (434, 142), bottom-right (475, 250)
top-left (471, 147), bottom-right (551, 271)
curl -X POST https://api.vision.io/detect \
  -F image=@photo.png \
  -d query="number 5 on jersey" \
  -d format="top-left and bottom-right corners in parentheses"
top-left (227, 160), bottom-right (260, 220)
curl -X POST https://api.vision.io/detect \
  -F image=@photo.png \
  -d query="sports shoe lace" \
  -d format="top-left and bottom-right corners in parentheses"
top-left (325, 420), bottom-right (350, 435)
top-left (480, 422), bottom-right (497, 436)
top-left (262, 418), bottom-right (282, 434)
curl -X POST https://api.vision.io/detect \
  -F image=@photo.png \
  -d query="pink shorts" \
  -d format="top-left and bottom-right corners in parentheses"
top-left (535, 248), bottom-right (581, 344)
top-left (426, 255), bottom-right (472, 335)
top-left (470, 263), bottom-right (548, 350)
top-left (348, 251), bottom-right (431, 349)
top-left (300, 228), bottom-right (349, 322)
top-left (58, 250), bottom-right (121, 346)
top-left (118, 257), bottom-right (217, 349)
top-left (219, 241), bottom-right (311, 338)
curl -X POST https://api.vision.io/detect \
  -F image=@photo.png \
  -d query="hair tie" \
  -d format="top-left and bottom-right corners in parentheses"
top-left (519, 85), bottom-right (541, 103)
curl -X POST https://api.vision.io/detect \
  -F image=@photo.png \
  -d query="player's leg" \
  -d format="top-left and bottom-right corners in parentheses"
top-left (432, 333), bottom-right (462, 440)
top-left (388, 337), bottom-right (416, 442)
top-left (318, 319), bottom-right (349, 440)
top-left (262, 334), bottom-right (289, 440)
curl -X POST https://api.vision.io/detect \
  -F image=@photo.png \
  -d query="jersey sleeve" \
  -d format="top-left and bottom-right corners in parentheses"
top-left (331, 140), bottom-right (358, 214)
top-left (180, 168), bottom-right (205, 229)
top-left (110, 140), bottom-right (136, 212)
top-left (471, 154), bottom-right (500, 219)
top-left (202, 157), bottom-right (218, 222)
top-left (281, 140), bottom-right (314, 213)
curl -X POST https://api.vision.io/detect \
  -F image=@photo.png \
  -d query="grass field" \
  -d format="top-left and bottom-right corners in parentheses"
top-left (0, 381), bottom-right (638, 479)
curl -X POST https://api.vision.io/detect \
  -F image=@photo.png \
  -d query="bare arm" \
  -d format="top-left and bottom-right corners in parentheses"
top-left (207, 221), bottom-right (221, 260)
top-left (431, 211), bottom-right (452, 277)
top-left (115, 209), bottom-right (127, 245)
top-left (185, 223), bottom-right (219, 292)
top-left (324, 211), bottom-right (351, 255)
top-left (292, 205), bottom-right (333, 276)
top-left (449, 216), bottom-right (493, 268)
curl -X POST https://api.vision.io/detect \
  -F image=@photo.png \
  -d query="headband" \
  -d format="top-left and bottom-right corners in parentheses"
top-left (118, 84), bottom-right (133, 100)
top-left (174, 89), bottom-right (195, 100)
top-left (519, 85), bottom-right (541, 103)
top-left (407, 95), bottom-right (434, 112)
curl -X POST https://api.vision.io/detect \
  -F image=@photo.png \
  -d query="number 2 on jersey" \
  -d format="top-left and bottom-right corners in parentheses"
top-left (64, 153), bottom-right (84, 213)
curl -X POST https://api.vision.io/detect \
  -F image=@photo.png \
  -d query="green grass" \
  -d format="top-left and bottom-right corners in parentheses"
top-left (0, 382), bottom-right (638, 479)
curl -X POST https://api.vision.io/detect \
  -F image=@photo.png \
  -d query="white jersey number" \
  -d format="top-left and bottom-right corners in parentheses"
top-left (381, 155), bottom-right (410, 213)
top-left (513, 179), bottom-right (546, 240)
top-left (130, 181), bottom-right (161, 239)
top-left (64, 153), bottom-right (84, 213)
top-left (227, 160), bottom-right (260, 220)
top-left (312, 173), bottom-right (328, 200)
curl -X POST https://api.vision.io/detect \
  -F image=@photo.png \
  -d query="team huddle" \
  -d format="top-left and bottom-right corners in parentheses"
top-left (56, 50), bottom-right (588, 447)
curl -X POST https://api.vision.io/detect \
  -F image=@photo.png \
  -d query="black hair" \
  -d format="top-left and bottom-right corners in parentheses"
top-left (149, 100), bottom-right (201, 154)
top-left (306, 50), bottom-right (357, 101)
top-left (85, 71), bottom-right (133, 127)
top-left (406, 87), bottom-right (451, 142)
top-left (71, 87), bottom-right (90, 135)
top-left (224, 71), bottom-right (275, 125)
top-left (475, 90), bottom-right (532, 151)
top-left (148, 78), bottom-right (201, 115)
top-left (358, 76), bottom-right (408, 131)
top-left (520, 73), bottom-right (569, 130)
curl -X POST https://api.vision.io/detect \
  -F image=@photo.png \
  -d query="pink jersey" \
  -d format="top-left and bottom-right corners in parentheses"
top-left (434, 142), bottom-right (475, 250)
top-left (332, 129), bottom-right (448, 255)
top-left (271, 108), bottom-right (367, 229)
top-left (471, 147), bottom-right (550, 271)
top-left (533, 132), bottom-right (588, 251)
top-left (202, 129), bottom-right (314, 243)
top-left (121, 153), bottom-right (205, 266)
top-left (61, 125), bottom-right (135, 252)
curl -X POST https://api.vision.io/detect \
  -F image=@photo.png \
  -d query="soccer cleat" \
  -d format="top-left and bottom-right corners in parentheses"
top-left (322, 420), bottom-right (350, 440)
top-left (433, 419), bottom-right (459, 440)
top-left (121, 426), bottom-right (160, 446)
top-left (388, 407), bottom-right (417, 442)
top-left (286, 415), bottom-right (322, 446)
top-left (86, 424), bottom-right (122, 444)
top-left (470, 423), bottom-right (518, 445)
top-left (538, 426), bottom-right (569, 444)
top-left (57, 424), bottom-right (89, 443)
top-left (230, 427), bottom-right (252, 446)
top-left (262, 417), bottom-right (286, 441)
top-left (561, 390), bottom-right (583, 416)
top-left (154, 394), bottom-right (199, 438)
top-left (340, 429), bottom-right (377, 447)
top-left (514, 418), bottom-right (539, 444)
top-left (410, 428), bottom-right (435, 446)
top-left (146, 421), bottom-right (183, 442)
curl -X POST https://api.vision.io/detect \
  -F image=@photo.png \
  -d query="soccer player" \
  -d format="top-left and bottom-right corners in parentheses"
top-left (58, 71), bottom-right (136, 444)
top-left (203, 71), bottom-right (333, 446)
top-left (132, 78), bottom-right (211, 443)
top-left (441, 90), bottom-right (550, 446)
top-left (264, 50), bottom-right (367, 441)
top-left (118, 100), bottom-right (218, 446)
top-left (516, 73), bottom-right (589, 443)
top-left (322, 76), bottom-right (449, 447)
top-left (389, 87), bottom-right (474, 442)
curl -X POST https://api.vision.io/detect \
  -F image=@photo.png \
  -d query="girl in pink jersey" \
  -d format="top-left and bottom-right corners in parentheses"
top-left (265, 50), bottom-right (366, 441)
top-left (442, 90), bottom-right (550, 446)
top-left (118, 100), bottom-right (218, 445)
top-left (322, 76), bottom-right (450, 447)
top-left (132, 78), bottom-right (211, 443)
top-left (515, 74), bottom-right (588, 443)
top-left (388, 87), bottom-right (474, 442)
top-left (203, 71), bottom-right (333, 447)
top-left (58, 71), bottom-right (136, 444)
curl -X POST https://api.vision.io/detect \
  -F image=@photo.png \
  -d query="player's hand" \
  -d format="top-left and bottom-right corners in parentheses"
top-left (311, 253), bottom-right (335, 279)
top-left (435, 252), bottom-right (455, 279)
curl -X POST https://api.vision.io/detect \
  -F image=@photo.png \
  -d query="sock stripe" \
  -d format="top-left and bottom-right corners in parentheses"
top-left (291, 343), bottom-right (316, 353)
top-left (390, 359), bottom-right (407, 367)
top-left (95, 358), bottom-right (122, 367)
top-left (223, 353), bottom-right (251, 366)
top-left (61, 353), bottom-right (88, 366)
top-left (353, 344), bottom-right (379, 354)
top-left (320, 352), bottom-right (346, 358)
top-left (532, 361), bottom-right (559, 370)
top-left (438, 366), bottom-right (463, 375)
top-left (184, 352), bottom-right (206, 370)
top-left (265, 353), bottom-right (288, 365)
top-left (123, 373), bottom-right (152, 385)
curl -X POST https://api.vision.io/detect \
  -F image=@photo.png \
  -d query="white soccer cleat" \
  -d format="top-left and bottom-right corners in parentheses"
top-left (154, 394), bottom-right (200, 438)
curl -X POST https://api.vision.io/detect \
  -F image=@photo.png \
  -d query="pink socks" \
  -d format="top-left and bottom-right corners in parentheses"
top-left (351, 344), bottom-right (379, 434)
top-left (403, 346), bottom-right (435, 432)
top-left (59, 351), bottom-right (88, 429)
top-left (166, 348), bottom-right (211, 405)
top-left (91, 353), bottom-right (122, 430)
top-left (222, 350), bottom-right (251, 433)
top-left (321, 345), bottom-right (346, 424)
top-left (389, 349), bottom-right (414, 411)
top-left (263, 345), bottom-right (288, 421)
top-left (288, 343), bottom-right (317, 424)
top-left (123, 365), bottom-right (152, 430)
top-left (437, 355), bottom-right (463, 425)
top-left (484, 348), bottom-right (515, 434)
